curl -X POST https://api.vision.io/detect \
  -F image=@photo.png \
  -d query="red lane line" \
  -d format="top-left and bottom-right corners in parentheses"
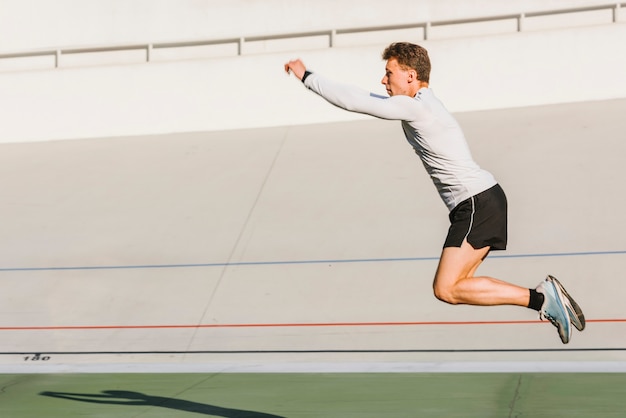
top-left (0, 318), bottom-right (624, 331)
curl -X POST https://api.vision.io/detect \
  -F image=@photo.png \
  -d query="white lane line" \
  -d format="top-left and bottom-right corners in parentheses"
top-left (3, 361), bottom-right (626, 374)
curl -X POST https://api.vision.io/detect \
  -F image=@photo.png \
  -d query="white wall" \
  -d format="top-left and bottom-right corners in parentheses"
top-left (0, 0), bottom-right (619, 51)
top-left (0, 22), bottom-right (625, 143)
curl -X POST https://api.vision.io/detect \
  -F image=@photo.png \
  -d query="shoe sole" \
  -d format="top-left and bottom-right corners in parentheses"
top-left (547, 275), bottom-right (585, 331)
top-left (543, 280), bottom-right (571, 344)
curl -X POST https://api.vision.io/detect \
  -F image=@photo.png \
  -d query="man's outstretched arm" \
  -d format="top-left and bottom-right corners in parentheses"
top-left (284, 58), bottom-right (418, 121)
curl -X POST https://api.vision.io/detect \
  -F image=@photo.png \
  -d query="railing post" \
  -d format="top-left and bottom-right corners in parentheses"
top-left (517, 13), bottom-right (525, 32)
top-left (614, 3), bottom-right (621, 23)
top-left (146, 44), bottom-right (152, 62)
top-left (55, 50), bottom-right (61, 68)
top-left (423, 22), bottom-right (430, 40)
top-left (238, 37), bottom-right (244, 56)
top-left (329, 29), bottom-right (336, 48)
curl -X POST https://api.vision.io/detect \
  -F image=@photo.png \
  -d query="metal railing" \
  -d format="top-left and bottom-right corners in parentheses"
top-left (0, 3), bottom-right (623, 70)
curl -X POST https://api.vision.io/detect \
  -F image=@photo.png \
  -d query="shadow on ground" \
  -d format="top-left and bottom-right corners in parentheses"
top-left (40, 390), bottom-right (285, 417)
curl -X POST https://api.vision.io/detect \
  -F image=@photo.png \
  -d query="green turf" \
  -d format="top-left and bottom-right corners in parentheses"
top-left (1, 373), bottom-right (624, 417)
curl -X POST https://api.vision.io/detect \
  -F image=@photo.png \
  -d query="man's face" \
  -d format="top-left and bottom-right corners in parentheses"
top-left (381, 58), bottom-right (415, 97)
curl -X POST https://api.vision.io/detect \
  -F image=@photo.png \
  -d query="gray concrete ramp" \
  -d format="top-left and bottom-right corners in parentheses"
top-left (0, 98), bottom-right (625, 372)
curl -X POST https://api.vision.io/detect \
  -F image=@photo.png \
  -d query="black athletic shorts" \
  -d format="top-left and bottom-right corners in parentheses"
top-left (444, 184), bottom-right (508, 250)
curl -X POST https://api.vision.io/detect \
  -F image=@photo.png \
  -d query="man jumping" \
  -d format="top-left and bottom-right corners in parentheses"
top-left (284, 42), bottom-right (585, 343)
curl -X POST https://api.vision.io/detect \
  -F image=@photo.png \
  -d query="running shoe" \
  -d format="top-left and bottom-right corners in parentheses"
top-left (547, 275), bottom-right (585, 331)
top-left (536, 278), bottom-right (572, 344)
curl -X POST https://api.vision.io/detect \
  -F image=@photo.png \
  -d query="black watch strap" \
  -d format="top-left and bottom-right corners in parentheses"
top-left (302, 70), bottom-right (312, 83)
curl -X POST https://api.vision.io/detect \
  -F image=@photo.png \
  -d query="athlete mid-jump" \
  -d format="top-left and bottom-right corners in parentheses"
top-left (284, 42), bottom-right (585, 343)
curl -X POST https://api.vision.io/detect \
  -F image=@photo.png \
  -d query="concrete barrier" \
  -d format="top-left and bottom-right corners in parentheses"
top-left (0, 23), bottom-right (625, 143)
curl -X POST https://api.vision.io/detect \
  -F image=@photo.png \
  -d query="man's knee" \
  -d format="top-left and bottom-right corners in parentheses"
top-left (433, 280), bottom-right (460, 305)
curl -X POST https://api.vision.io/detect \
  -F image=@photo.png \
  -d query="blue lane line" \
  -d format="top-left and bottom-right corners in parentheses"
top-left (0, 250), bottom-right (624, 273)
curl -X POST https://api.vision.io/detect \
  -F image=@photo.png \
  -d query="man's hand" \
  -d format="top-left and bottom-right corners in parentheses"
top-left (284, 59), bottom-right (307, 81)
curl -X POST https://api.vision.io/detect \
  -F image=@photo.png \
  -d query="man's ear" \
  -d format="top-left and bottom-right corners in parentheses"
top-left (408, 69), bottom-right (418, 82)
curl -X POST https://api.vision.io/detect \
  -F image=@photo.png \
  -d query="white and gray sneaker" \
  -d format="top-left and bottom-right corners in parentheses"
top-left (536, 277), bottom-right (572, 344)
top-left (547, 275), bottom-right (585, 331)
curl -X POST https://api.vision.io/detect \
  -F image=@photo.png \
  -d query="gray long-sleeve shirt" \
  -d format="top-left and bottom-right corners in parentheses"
top-left (304, 72), bottom-right (497, 211)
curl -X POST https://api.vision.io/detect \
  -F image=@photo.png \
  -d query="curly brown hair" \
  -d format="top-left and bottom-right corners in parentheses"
top-left (382, 42), bottom-right (431, 83)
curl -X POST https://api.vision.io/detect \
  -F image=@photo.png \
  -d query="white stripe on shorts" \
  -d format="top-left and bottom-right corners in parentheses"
top-left (462, 195), bottom-right (476, 243)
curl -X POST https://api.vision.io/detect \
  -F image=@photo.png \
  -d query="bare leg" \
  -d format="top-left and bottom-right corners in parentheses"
top-left (433, 239), bottom-right (530, 306)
